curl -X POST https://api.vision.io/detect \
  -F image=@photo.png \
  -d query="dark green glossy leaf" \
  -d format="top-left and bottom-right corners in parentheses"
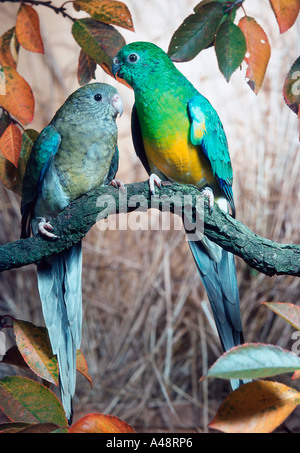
top-left (168, 2), bottom-right (224, 62)
top-left (215, 19), bottom-right (246, 81)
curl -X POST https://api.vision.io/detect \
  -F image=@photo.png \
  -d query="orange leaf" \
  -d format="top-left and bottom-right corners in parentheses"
top-left (0, 27), bottom-right (19, 68)
top-left (76, 350), bottom-right (92, 387)
top-left (292, 369), bottom-right (300, 380)
top-left (0, 128), bottom-right (38, 195)
top-left (74, 0), bottom-right (134, 31)
top-left (269, 0), bottom-right (300, 33)
top-left (16, 4), bottom-right (44, 53)
top-left (69, 413), bottom-right (135, 433)
top-left (13, 319), bottom-right (59, 386)
top-left (238, 16), bottom-right (271, 94)
top-left (209, 380), bottom-right (300, 433)
top-left (0, 66), bottom-right (34, 124)
top-left (0, 123), bottom-right (22, 167)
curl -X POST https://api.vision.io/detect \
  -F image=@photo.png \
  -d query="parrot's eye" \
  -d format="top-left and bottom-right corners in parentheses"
top-left (94, 94), bottom-right (102, 101)
top-left (127, 53), bottom-right (139, 63)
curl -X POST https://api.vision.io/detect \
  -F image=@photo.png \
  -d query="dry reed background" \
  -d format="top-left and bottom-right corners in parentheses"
top-left (0, 0), bottom-right (300, 432)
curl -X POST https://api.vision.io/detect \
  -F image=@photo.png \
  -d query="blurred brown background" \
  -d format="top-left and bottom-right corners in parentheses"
top-left (0, 0), bottom-right (299, 432)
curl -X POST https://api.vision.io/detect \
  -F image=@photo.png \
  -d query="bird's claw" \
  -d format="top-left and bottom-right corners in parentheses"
top-left (200, 187), bottom-right (214, 214)
top-left (148, 173), bottom-right (171, 195)
top-left (38, 218), bottom-right (59, 239)
top-left (109, 179), bottom-right (125, 192)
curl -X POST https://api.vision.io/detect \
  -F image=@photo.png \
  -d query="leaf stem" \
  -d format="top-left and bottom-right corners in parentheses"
top-left (224, 0), bottom-right (245, 14)
top-left (0, 0), bottom-right (76, 22)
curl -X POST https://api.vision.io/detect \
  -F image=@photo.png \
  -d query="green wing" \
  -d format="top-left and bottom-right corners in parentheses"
top-left (21, 125), bottom-right (61, 238)
top-left (188, 95), bottom-right (235, 216)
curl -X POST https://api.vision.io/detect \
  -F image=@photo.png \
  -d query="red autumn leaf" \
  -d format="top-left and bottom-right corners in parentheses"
top-left (0, 66), bottom-right (34, 125)
top-left (16, 4), bottom-right (44, 53)
top-left (209, 380), bottom-right (300, 433)
top-left (269, 0), bottom-right (300, 33)
top-left (0, 123), bottom-right (22, 167)
top-left (0, 27), bottom-right (19, 68)
top-left (238, 16), bottom-right (271, 94)
top-left (69, 413), bottom-right (135, 433)
top-left (77, 49), bottom-right (97, 85)
top-left (0, 128), bottom-right (38, 196)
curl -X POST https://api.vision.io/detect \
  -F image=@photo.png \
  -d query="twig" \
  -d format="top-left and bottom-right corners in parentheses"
top-left (0, 0), bottom-right (76, 22)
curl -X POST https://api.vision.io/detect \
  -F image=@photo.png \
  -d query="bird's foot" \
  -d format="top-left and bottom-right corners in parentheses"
top-left (148, 173), bottom-right (171, 195)
top-left (200, 187), bottom-right (214, 214)
top-left (38, 218), bottom-right (59, 239)
top-left (109, 179), bottom-right (125, 191)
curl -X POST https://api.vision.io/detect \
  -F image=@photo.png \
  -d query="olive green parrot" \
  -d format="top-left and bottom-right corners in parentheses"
top-left (21, 83), bottom-right (123, 422)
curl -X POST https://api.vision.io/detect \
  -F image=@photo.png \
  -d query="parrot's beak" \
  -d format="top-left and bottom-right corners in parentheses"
top-left (112, 93), bottom-right (123, 117)
top-left (112, 57), bottom-right (121, 79)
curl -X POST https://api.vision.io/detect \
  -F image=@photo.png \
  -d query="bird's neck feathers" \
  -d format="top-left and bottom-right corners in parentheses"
top-left (133, 65), bottom-right (196, 124)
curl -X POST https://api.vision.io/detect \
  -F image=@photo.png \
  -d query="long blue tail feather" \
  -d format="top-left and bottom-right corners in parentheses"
top-left (188, 238), bottom-right (246, 390)
top-left (37, 242), bottom-right (82, 423)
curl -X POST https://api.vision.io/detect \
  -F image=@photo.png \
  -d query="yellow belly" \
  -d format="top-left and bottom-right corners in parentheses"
top-left (144, 135), bottom-right (215, 189)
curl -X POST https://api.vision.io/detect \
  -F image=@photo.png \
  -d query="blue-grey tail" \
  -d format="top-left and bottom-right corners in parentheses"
top-left (188, 238), bottom-right (244, 390)
top-left (37, 242), bottom-right (82, 423)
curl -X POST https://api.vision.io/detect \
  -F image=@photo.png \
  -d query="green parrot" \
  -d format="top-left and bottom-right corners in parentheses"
top-left (112, 42), bottom-right (244, 388)
top-left (21, 83), bottom-right (123, 422)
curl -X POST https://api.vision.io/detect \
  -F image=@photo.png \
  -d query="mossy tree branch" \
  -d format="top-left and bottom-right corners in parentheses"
top-left (0, 180), bottom-right (299, 276)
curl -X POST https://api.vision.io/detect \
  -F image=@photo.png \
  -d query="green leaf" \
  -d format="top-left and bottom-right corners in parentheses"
top-left (206, 343), bottom-right (300, 380)
top-left (283, 56), bottom-right (300, 115)
top-left (168, 2), bottom-right (224, 62)
top-left (0, 27), bottom-right (19, 68)
top-left (0, 376), bottom-right (67, 426)
top-left (72, 18), bottom-right (125, 71)
top-left (0, 111), bottom-right (11, 137)
top-left (215, 19), bottom-right (246, 82)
